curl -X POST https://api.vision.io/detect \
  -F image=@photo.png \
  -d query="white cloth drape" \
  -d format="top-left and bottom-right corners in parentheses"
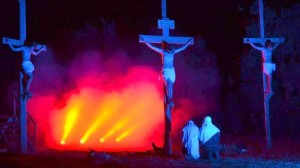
top-left (199, 116), bottom-right (220, 144)
top-left (182, 120), bottom-right (200, 159)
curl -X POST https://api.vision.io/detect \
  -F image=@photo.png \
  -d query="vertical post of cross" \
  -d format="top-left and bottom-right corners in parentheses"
top-left (244, 0), bottom-right (284, 149)
top-left (19, 0), bottom-right (27, 154)
top-left (20, 72), bottom-right (27, 154)
top-left (160, 0), bottom-right (171, 37)
top-left (18, 0), bottom-right (28, 154)
top-left (19, 0), bottom-right (26, 41)
top-left (161, 0), bottom-right (167, 19)
top-left (259, 0), bottom-right (265, 39)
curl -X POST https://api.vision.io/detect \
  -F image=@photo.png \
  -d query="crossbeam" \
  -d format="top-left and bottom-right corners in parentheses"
top-left (2, 37), bottom-right (47, 51)
top-left (243, 37), bottom-right (284, 44)
top-left (2, 38), bottom-right (24, 46)
top-left (139, 35), bottom-right (194, 44)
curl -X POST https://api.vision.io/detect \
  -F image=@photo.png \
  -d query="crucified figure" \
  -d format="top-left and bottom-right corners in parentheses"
top-left (249, 39), bottom-right (280, 94)
top-left (8, 41), bottom-right (46, 97)
top-left (143, 39), bottom-right (192, 106)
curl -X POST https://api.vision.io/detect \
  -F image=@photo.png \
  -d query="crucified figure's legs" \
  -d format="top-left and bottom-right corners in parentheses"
top-left (263, 73), bottom-right (273, 94)
top-left (164, 79), bottom-right (174, 106)
top-left (21, 61), bottom-right (35, 97)
top-left (22, 72), bottom-right (33, 96)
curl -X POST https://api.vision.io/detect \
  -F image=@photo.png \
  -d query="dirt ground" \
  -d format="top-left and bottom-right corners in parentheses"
top-left (0, 147), bottom-right (300, 168)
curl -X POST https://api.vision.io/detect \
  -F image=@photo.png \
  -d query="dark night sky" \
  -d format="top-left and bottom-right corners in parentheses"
top-left (1, 0), bottom-right (295, 46)
top-left (0, 0), bottom-right (298, 111)
top-left (0, 0), bottom-right (297, 54)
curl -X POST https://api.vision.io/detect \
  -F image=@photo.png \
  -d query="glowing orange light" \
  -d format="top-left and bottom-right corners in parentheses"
top-left (100, 119), bottom-right (128, 142)
top-left (43, 67), bottom-right (165, 151)
top-left (61, 106), bottom-right (80, 143)
top-left (115, 131), bottom-right (129, 142)
top-left (80, 93), bottom-right (122, 143)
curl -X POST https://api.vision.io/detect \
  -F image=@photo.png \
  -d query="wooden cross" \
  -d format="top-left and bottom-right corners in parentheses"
top-left (2, 0), bottom-right (46, 154)
top-left (139, 0), bottom-right (193, 155)
top-left (243, 0), bottom-right (284, 149)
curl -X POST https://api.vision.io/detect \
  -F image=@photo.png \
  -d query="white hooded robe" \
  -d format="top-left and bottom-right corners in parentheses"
top-left (199, 116), bottom-right (220, 145)
top-left (182, 120), bottom-right (200, 159)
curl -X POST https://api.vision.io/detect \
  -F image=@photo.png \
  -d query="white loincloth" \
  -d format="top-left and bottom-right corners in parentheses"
top-left (263, 63), bottom-right (276, 76)
top-left (22, 61), bottom-right (34, 74)
top-left (162, 68), bottom-right (175, 83)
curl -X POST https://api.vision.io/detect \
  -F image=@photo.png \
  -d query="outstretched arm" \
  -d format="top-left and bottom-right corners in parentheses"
top-left (174, 39), bottom-right (192, 53)
top-left (8, 43), bottom-right (23, 52)
top-left (31, 46), bottom-right (46, 55)
top-left (145, 42), bottom-right (162, 53)
top-left (272, 41), bottom-right (281, 50)
top-left (249, 42), bottom-right (263, 51)
top-left (144, 42), bottom-right (162, 53)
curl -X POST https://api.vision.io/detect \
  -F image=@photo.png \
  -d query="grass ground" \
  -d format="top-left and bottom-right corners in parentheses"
top-left (1, 136), bottom-right (300, 167)
top-left (0, 146), bottom-right (299, 168)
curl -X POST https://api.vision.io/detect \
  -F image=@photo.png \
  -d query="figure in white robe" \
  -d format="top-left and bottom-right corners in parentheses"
top-left (182, 120), bottom-right (200, 160)
top-left (199, 116), bottom-right (221, 160)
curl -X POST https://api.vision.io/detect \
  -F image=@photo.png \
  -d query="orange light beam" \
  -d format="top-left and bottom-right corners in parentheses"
top-left (80, 94), bottom-right (121, 143)
top-left (114, 117), bottom-right (147, 143)
top-left (115, 131), bottom-right (129, 142)
top-left (101, 98), bottom-right (148, 142)
top-left (100, 119), bottom-right (128, 142)
top-left (61, 107), bottom-right (80, 143)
